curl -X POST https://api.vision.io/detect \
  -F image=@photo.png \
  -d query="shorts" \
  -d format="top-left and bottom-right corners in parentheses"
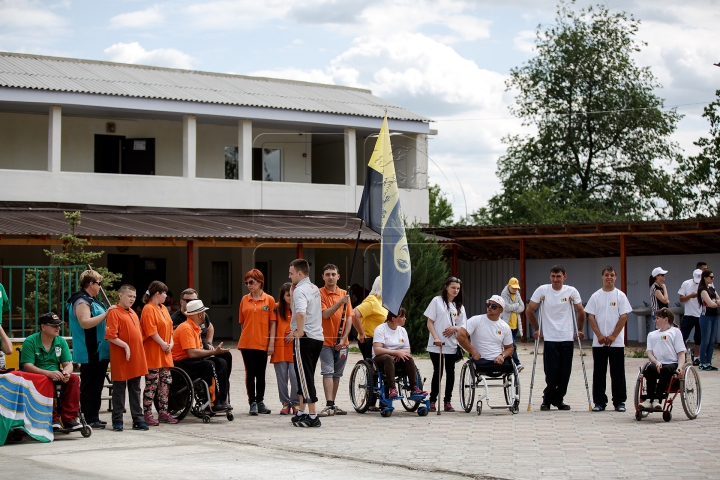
top-left (319, 345), bottom-right (348, 379)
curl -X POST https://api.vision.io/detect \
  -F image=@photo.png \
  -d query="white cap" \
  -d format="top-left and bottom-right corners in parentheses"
top-left (652, 267), bottom-right (668, 277)
top-left (487, 295), bottom-right (505, 309)
top-left (693, 269), bottom-right (703, 282)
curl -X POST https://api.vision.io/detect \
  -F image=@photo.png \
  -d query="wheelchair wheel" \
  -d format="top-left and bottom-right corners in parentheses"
top-left (400, 370), bottom-right (423, 412)
top-left (633, 367), bottom-right (649, 420)
top-left (681, 365), bottom-right (701, 420)
top-left (190, 379), bottom-right (211, 419)
top-left (156, 367), bottom-right (194, 422)
top-left (381, 409), bottom-right (393, 418)
top-left (458, 360), bottom-right (475, 413)
top-left (505, 363), bottom-right (521, 414)
top-left (81, 426), bottom-right (92, 438)
top-left (418, 406), bottom-right (429, 416)
top-left (349, 360), bottom-right (377, 413)
top-left (662, 410), bottom-right (672, 422)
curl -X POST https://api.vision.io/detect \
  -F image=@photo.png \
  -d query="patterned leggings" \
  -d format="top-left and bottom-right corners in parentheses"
top-left (143, 368), bottom-right (171, 414)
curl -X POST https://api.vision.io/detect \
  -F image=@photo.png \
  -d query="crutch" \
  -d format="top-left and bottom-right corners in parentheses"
top-left (527, 300), bottom-right (543, 411)
top-left (436, 342), bottom-right (445, 416)
top-left (570, 298), bottom-right (592, 411)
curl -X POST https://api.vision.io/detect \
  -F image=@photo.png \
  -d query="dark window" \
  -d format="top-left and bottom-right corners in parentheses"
top-left (94, 134), bottom-right (155, 175)
top-left (224, 146), bottom-right (238, 180)
top-left (211, 261), bottom-right (231, 306)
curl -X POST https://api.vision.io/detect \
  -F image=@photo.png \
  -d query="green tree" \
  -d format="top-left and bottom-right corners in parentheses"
top-left (403, 225), bottom-right (449, 353)
top-left (474, 1), bottom-right (683, 225)
top-left (677, 90), bottom-right (720, 217)
top-left (428, 183), bottom-right (454, 226)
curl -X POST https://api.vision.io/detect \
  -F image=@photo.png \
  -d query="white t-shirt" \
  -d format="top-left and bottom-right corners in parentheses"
top-left (530, 284), bottom-right (581, 342)
top-left (423, 296), bottom-right (467, 354)
top-left (646, 327), bottom-right (685, 364)
top-left (372, 323), bottom-right (410, 359)
top-left (464, 315), bottom-right (513, 360)
top-left (585, 288), bottom-right (632, 348)
top-left (678, 278), bottom-right (701, 318)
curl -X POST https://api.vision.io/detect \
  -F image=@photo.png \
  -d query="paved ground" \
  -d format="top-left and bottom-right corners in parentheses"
top-left (3, 343), bottom-right (719, 479)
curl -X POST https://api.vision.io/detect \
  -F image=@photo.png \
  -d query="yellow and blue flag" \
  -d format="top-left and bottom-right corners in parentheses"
top-left (357, 115), bottom-right (411, 315)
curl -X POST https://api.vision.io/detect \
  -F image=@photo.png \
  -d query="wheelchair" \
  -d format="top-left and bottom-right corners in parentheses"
top-left (633, 362), bottom-right (701, 422)
top-left (349, 359), bottom-right (430, 417)
top-left (156, 367), bottom-right (234, 423)
top-left (52, 381), bottom-right (92, 437)
top-left (458, 359), bottom-right (521, 415)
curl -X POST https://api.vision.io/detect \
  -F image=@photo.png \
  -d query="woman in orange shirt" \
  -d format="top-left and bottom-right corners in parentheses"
top-left (238, 269), bottom-right (276, 415)
top-left (270, 283), bottom-right (299, 415)
top-left (140, 280), bottom-right (177, 426)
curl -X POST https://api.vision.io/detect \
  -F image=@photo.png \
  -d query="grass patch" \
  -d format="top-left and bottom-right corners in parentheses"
top-left (629, 348), bottom-right (648, 358)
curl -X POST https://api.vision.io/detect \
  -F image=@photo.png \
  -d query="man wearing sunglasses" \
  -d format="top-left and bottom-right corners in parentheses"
top-left (172, 289), bottom-right (214, 348)
top-left (457, 295), bottom-right (514, 369)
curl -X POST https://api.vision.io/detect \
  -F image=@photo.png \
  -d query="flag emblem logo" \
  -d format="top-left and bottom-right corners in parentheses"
top-left (560, 297), bottom-right (568, 302)
top-left (496, 329), bottom-right (502, 335)
top-left (610, 302), bottom-right (616, 306)
top-left (661, 335), bottom-right (667, 340)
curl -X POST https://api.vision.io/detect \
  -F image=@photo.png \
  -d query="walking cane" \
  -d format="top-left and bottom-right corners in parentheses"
top-left (527, 300), bottom-right (543, 411)
top-left (85, 264), bottom-right (112, 307)
top-left (570, 298), bottom-right (593, 411)
top-left (436, 342), bottom-right (445, 416)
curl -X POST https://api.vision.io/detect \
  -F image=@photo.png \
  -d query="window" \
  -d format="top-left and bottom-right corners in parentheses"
top-left (224, 146), bottom-right (239, 180)
top-left (252, 148), bottom-right (281, 181)
top-left (211, 261), bottom-right (231, 306)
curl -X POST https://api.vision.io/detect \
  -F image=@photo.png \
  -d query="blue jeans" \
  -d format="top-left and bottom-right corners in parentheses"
top-left (699, 315), bottom-right (718, 364)
top-left (511, 329), bottom-right (520, 365)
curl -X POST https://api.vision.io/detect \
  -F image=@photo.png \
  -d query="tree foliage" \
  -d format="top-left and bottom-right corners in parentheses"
top-left (474, 1), bottom-right (683, 225)
top-left (428, 183), bottom-right (454, 226)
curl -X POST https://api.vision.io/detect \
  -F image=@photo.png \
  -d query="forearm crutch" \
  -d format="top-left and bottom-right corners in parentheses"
top-left (527, 301), bottom-right (543, 411)
top-left (437, 342), bottom-right (445, 416)
top-left (571, 301), bottom-right (592, 411)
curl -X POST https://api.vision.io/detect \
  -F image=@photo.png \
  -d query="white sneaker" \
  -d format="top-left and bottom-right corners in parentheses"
top-left (317, 405), bottom-right (335, 417)
top-left (654, 402), bottom-right (663, 411)
top-left (640, 400), bottom-right (653, 410)
top-left (333, 406), bottom-right (347, 415)
top-left (516, 364), bottom-right (525, 372)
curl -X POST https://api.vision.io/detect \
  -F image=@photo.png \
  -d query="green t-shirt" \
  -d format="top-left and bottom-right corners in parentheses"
top-left (20, 332), bottom-right (72, 372)
top-left (0, 283), bottom-right (9, 314)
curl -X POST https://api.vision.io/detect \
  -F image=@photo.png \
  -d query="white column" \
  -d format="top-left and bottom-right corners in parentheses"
top-left (238, 119), bottom-right (252, 181)
top-left (48, 105), bottom-right (61, 172)
top-left (183, 114), bottom-right (196, 178)
top-left (411, 133), bottom-right (428, 190)
top-left (344, 127), bottom-right (357, 187)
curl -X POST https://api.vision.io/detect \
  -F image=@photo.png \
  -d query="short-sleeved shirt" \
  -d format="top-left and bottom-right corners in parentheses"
top-left (530, 284), bottom-right (582, 342)
top-left (141, 302), bottom-right (174, 369)
top-left (355, 295), bottom-right (388, 338)
top-left (105, 305), bottom-right (148, 381)
top-left (172, 309), bottom-right (211, 341)
top-left (20, 333), bottom-right (72, 371)
top-left (172, 319), bottom-right (202, 361)
top-left (464, 315), bottom-right (513, 360)
top-left (320, 286), bottom-right (353, 347)
top-left (291, 278), bottom-right (324, 342)
top-left (585, 288), bottom-right (633, 348)
top-left (371, 323), bottom-right (410, 358)
top-left (678, 278), bottom-right (701, 318)
top-left (271, 306), bottom-right (293, 364)
top-left (238, 292), bottom-right (277, 350)
top-left (646, 327), bottom-right (685, 364)
top-left (424, 296), bottom-right (467, 354)
top-left (650, 283), bottom-right (668, 312)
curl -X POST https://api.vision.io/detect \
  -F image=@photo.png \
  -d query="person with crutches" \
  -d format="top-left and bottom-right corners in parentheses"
top-left (586, 266), bottom-right (632, 413)
top-left (526, 265), bottom-right (585, 411)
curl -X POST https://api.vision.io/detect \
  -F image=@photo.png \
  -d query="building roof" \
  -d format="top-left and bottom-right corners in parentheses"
top-left (0, 52), bottom-right (429, 122)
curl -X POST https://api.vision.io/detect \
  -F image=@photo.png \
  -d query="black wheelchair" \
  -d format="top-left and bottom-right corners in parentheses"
top-left (349, 359), bottom-right (430, 417)
top-left (633, 362), bottom-right (701, 422)
top-left (156, 367), bottom-right (234, 423)
top-left (52, 381), bottom-right (92, 437)
top-left (458, 359), bottom-right (521, 415)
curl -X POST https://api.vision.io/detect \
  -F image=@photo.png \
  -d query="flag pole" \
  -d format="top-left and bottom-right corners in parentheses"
top-left (336, 219), bottom-right (364, 343)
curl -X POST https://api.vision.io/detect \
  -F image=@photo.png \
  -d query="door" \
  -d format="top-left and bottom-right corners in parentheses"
top-left (94, 134), bottom-right (125, 173)
top-left (121, 138), bottom-right (155, 175)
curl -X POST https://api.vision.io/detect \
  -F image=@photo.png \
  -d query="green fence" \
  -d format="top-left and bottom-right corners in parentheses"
top-left (1, 265), bottom-right (87, 338)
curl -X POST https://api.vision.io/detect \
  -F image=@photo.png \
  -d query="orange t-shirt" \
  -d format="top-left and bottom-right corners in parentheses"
top-left (172, 319), bottom-right (202, 362)
top-left (141, 302), bottom-right (174, 369)
top-left (270, 305), bottom-right (293, 364)
top-left (237, 292), bottom-right (277, 351)
top-left (319, 287), bottom-right (353, 347)
top-left (105, 305), bottom-right (148, 381)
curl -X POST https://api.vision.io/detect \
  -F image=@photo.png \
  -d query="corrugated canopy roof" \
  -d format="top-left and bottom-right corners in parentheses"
top-left (0, 52), bottom-right (429, 122)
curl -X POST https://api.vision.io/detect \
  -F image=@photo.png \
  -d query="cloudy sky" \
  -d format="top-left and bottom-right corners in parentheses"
top-left (1, 0), bottom-right (718, 219)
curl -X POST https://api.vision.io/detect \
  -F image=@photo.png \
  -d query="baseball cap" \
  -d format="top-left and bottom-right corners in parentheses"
top-left (38, 312), bottom-right (62, 325)
top-left (652, 267), bottom-right (668, 277)
top-left (693, 269), bottom-right (703, 282)
top-left (507, 277), bottom-right (520, 289)
top-left (487, 295), bottom-right (506, 309)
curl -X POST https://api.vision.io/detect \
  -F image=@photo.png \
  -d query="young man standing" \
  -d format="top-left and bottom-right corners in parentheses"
top-left (585, 267), bottom-right (633, 413)
top-left (679, 262), bottom-right (707, 365)
top-left (288, 259), bottom-right (324, 427)
top-left (526, 265), bottom-right (585, 411)
top-left (318, 264), bottom-right (353, 417)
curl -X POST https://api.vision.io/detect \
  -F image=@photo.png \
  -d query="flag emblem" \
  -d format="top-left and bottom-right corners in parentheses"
top-left (610, 302), bottom-right (616, 306)
top-left (496, 329), bottom-right (502, 335)
top-left (560, 297), bottom-right (568, 302)
top-left (661, 335), bottom-right (667, 340)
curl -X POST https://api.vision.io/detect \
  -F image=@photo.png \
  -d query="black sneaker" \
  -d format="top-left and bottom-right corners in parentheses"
top-left (294, 415), bottom-right (321, 428)
top-left (592, 404), bottom-right (605, 412)
top-left (88, 421), bottom-right (105, 429)
top-left (614, 403), bottom-right (626, 412)
top-left (540, 403), bottom-right (551, 411)
top-left (65, 420), bottom-right (83, 431)
top-left (132, 422), bottom-right (149, 431)
top-left (256, 402), bottom-right (271, 414)
top-left (291, 413), bottom-right (308, 426)
top-left (291, 412), bottom-right (305, 423)
top-left (706, 364), bottom-right (719, 371)
top-left (212, 403), bottom-right (229, 412)
top-left (112, 422), bottom-right (123, 432)
top-left (249, 402), bottom-right (258, 416)
top-left (693, 358), bottom-right (701, 367)
top-left (556, 403), bottom-right (572, 411)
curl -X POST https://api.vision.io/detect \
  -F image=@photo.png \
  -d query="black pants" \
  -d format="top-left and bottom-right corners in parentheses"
top-left (175, 357), bottom-right (229, 404)
top-left (358, 337), bottom-right (373, 361)
top-left (592, 347), bottom-right (626, 407)
top-left (240, 348), bottom-right (267, 404)
top-left (644, 363), bottom-right (678, 400)
top-left (374, 354), bottom-right (418, 390)
top-left (680, 315), bottom-right (701, 346)
top-left (429, 352), bottom-right (456, 403)
top-left (111, 376), bottom-right (143, 425)
top-left (214, 350), bottom-right (233, 378)
top-left (293, 336), bottom-right (323, 404)
top-left (80, 359), bottom-right (109, 423)
top-left (543, 341), bottom-right (573, 406)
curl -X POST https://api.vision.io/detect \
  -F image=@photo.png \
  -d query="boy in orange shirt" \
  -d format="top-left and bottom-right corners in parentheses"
top-left (105, 285), bottom-right (149, 431)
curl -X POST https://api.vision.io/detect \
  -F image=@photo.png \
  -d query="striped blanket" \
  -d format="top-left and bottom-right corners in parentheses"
top-left (0, 371), bottom-right (54, 445)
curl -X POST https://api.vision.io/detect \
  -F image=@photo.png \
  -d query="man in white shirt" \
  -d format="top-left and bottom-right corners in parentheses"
top-left (586, 266), bottom-right (632, 412)
top-left (679, 263), bottom-right (707, 365)
top-left (526, 265), bottom-right (586, 411)
top-left (457, 295), bottom-right (514, 369)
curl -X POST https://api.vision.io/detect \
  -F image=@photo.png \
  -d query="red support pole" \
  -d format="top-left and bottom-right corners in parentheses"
top-left (520, 238), bottom-right (527, 341)
top-left (452, 243), bottom-right (458, 277)
top-left (620, 234), bottom-right (628, 343)
top-left (296, 242), bottom-right (303, 259)
top-left (187, 240), bottom-right (194, 289)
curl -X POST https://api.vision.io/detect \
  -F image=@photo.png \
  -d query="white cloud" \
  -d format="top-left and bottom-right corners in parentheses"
top-left (109, 5), bottom-right (165, 29)
top-left (0, 0), bottom-right (66, 29)
top-left (513, 30), bottom-right (536, 53)
top-left (103, 42), bottom-right (194, 69)
top-left (183, 0), bottom-right (290, 30)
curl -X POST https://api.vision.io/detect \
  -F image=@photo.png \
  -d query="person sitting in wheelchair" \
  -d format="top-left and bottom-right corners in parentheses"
top-left (172, 300), bottom-right (232, 412)
top-left (372, 308), bottom-right (427, 399)
top-left (457, 295), bottom-right (515, 370)
top-left (640, 308), bottom-right (686, 411)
